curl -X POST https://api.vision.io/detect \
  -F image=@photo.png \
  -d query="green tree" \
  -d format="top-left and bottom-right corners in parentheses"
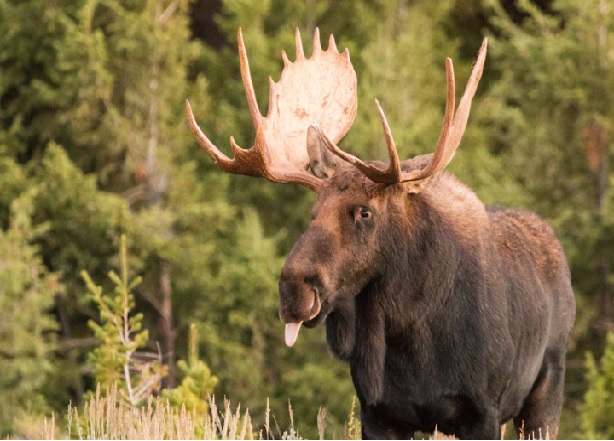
top-left (0, 189), bottom-right (60, 437)
top-left (83, 235), bottom-right (168, 406)
top-left (0, 1), bottom-right (71, 158)
top-left (162, 324), bottom-right (218, 415)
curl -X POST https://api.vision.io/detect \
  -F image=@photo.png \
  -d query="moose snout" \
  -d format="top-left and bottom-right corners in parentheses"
top-left (278, 270), bottom-right (323, 323)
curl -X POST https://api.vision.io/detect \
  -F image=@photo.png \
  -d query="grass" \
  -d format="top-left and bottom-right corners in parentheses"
top-left (40, 384), bottom-right (362, 440)
top-left (38, 387), bottom-right (553, 440)
top-left (36, 384), bottom-right (557, 440)
top-left (36, 383), bottom-right (554, 440)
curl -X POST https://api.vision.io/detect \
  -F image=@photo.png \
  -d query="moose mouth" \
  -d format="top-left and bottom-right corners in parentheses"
top-left (284, 290), bottom-right (330, 347)
top-left (304, 302), bottom-right (331, 327)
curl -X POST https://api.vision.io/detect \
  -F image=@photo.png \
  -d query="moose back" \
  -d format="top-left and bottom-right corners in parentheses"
top-left (186, 28), bottom-right (576, 440)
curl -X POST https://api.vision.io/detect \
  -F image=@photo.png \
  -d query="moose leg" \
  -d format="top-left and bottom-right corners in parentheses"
top-left (513, 352), bottom-right (566, 439)
top-left (459, 406), bottom-right (501, 440)
top-left (359, 404), bottom-right (413, 440)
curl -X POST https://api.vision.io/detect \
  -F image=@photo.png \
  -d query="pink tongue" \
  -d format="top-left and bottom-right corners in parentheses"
top-left (285, 322), bottom-right (303, 347)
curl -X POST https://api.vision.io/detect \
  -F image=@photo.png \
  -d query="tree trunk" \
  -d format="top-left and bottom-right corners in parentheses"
top-left (159, 260), bottom-right (177, 387)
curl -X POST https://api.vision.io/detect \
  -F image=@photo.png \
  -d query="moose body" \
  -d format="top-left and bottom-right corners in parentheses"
top-left (280, 158), bottom-right (575, 439)
top-left (187, 28), bottom-right (575, 439)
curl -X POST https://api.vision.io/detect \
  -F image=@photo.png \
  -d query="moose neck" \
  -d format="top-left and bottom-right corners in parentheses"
top-left (383, 180), bottom-right (482, 324)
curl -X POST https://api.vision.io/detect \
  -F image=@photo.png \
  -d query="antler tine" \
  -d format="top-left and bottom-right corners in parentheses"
top-left (446, 38), bottom-right (487, 150)
top-left (319, 100), bottom-right (402, 184)
top-left (281, 50), bottom-right (291, 67)
top-left (313, 125), bottom-right (362, 168)
top-left (375, 100), bottom-right (403, 182)
top-left (238, 28), bottom-right (263, 130)
top-left (406, 57), bottom-right (456, 181)
top-left (186, 99), bottom-right (244, 172)
top-left (405, 38), bottom-right (487, 182)
top-left (328, 34), bottom-right (338, 52)
top-left (295, 28), bottom-right (305, 60)
top-left (313, 27), bottom-right (322, 55)
top-left (185, 28), bottom-right (267, 177)
top-left (314, 114), bottom-right (400, 185)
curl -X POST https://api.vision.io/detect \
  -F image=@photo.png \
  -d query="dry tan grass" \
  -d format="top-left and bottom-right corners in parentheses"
top-left (64, 384), bottom-right (201, 440)
top-left (40, 385), bottom-right (549, 440)
top-left (42, 384), bottom-right (348, 440)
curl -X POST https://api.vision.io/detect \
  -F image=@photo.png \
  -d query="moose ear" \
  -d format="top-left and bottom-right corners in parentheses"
top-left (400, 154), bottom-right (434, 194)
top-left (307, 126), bottom-right (345, 179)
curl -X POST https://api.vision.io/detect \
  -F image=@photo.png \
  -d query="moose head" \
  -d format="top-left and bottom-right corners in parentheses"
top-left (186, 28), bottom-right (486, 347)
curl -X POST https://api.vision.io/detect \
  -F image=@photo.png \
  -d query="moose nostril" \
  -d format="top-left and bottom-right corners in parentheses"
top-left (309, 291), bottom-right (321, 319)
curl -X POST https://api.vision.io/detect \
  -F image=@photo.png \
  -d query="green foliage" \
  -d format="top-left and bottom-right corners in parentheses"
top-left (483, 0), bottom-right (595, 212)
top-left (31, 144), bottom-right (129, 285)
top-left (162, 324), bottom-right (218, 415)
top-left (482, 0), bottom-right (614, 366)
top-left (578, 332), bottom-right (614, 439)
top-left (83, 235), bottom-right (168, 407)
top-left (0, 0), bottom-right (69, 155)
top-left (52, 0), bottom-right (204, 188)
top-left (0, 189), bottom-right (60, 437)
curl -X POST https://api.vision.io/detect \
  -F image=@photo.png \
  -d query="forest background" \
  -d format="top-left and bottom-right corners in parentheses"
top-left (2, 0), bottom-right (614, 439)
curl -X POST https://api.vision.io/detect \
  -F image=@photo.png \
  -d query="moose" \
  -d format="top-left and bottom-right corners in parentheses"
top-left (186, 28), bottom-right (576, 440)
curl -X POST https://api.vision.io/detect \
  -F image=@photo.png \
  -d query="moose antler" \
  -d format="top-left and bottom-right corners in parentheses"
top-left (186, 28), bottom-right (357, 191)
top-left (317, 38), bottom-right (488, 189)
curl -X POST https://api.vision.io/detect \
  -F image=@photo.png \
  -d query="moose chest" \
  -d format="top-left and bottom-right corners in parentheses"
top-left (351, 334), bottom-right (496, 439)
top-left (342, 289), bottom-right (511, 439)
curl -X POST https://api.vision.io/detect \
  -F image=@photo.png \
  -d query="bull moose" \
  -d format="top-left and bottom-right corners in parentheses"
top-left (186, 28), bottom-right (576, 440)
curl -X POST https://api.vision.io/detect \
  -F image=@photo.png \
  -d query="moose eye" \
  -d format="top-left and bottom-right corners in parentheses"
top-left (353, 206), bottom-right (372, 222)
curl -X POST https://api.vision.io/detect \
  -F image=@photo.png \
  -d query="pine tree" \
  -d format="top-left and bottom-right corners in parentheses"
top-left (0, 189), bottom-right (60, 437)
top-left (83, 235), bottom-right (168, 407)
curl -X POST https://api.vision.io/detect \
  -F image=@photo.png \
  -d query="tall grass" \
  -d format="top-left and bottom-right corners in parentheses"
top-left (39, 387), bottom-right (553, 440)
top-left (41, 383), bottom-right (362, 440)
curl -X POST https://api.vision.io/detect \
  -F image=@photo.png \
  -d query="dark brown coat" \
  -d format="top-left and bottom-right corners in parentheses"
top-left (279, 154), bottom-right (575, 439)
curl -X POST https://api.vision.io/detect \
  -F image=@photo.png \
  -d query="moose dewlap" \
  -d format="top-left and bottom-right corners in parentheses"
top-left (187, 28), bottom-right (576, 440)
